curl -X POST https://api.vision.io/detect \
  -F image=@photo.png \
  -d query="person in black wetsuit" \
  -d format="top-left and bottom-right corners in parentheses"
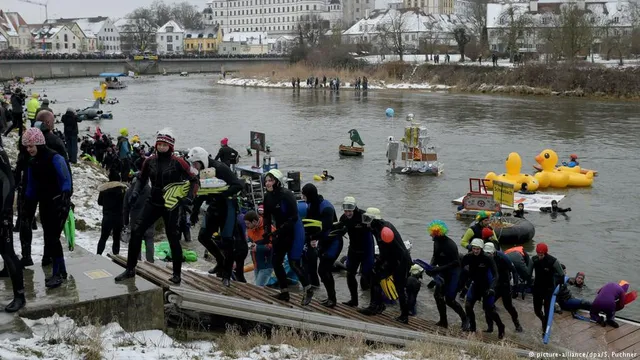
top-left (425, 220), bottom-right (468, 329)
top-left (335, 196), bottom-right (374, 307)
top-left (0, 144), bottom-right (26, 312)
top-left (557, 264), bottom-right (591, 313)
top-left (483, 242), bottom-right (523, 334)
top-left (301, 183), bottom-right (342, 308)
top-left (22, 127), bottom-right (72, 289)
top-left (262, 169), bottom-right (313, 305)
top-left (462, 238), bottom-right (505, 338)
top-left (531, 242), bottom-right (565, 337)
top-left (513, 203), bottom-right (525, 218)
top-left (540, 200), bottom-right (571, 214)
top-left (96, 172), bottom-right (126, 256)
top-left (406, 265), bottom-right (423, 316)
top-left (187, 146), bottom-right (245, 287)
top-left (115, 128), bottom-right (199, 284)
top-left (214, 138), bottom-right (239, 168)
top-left (358, 208), bottom-right (411, 324)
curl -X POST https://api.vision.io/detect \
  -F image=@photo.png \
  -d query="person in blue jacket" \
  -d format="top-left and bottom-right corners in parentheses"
top-left (22, 127), bottom-right (72, 289)
top-left (302, 183), bottom-right (343, 308)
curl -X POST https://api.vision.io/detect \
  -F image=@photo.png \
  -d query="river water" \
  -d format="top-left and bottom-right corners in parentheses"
top-left (37, 74), bottom-right (640, 321)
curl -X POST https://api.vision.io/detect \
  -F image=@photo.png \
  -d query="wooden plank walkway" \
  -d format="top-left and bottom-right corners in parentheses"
top-left (109, 255), bottom-right (640, 359)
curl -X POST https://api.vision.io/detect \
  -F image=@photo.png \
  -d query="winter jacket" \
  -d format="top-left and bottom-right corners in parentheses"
top-left (98, 181), bottom-right (127, 217)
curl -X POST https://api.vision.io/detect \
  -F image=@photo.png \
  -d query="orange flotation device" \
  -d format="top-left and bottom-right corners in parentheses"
top-left (243, 264), bottom-right (255, 273)
top-left (618, 280), bottom-right (637, 305)
top-left (505, 246), bottom-right (525, 256)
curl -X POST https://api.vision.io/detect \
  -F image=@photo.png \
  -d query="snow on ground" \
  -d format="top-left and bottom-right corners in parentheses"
top-left (0, 314), bottom-right (474, 360)
top-left (217, 77), bottom-right (451, 91)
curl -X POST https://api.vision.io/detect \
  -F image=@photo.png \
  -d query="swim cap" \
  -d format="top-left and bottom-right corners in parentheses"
top-left (476, 211), bottom-right (490, 221)
top-left (410, 264), bottom-right (423, 276)
top-left (536, 243), bottom-right (549, 254)
top-left (481, 228), bottom-right (494, 239)
top-left (221, 137), bottom-right (228, 146)
top-left (570, 154), bottom-right (578, 160)
top-left (470, 238), bottom-right (484, 249)
top-left (483, 242), bottom-right (496, 254)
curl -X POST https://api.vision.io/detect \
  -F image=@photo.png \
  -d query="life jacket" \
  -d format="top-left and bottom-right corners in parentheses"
top-left (505, 246), bottom-right (525, 256)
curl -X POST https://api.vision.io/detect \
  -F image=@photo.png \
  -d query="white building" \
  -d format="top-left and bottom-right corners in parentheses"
top-left (402, 0), bottom-right (472, 15)
top-left (341, 0), bottom-right (376, 26)
top-left (220, 31), bottom-right (273, 54)
top-left (32, 24), bottom-right (83, 54)
top-left (0, 10), bottom-right (30, 52)
top-left (156, 20), bottom-right (185, 54)
top-left (46, 17), bottom-right (120, 53)
top-left (342, 8), bottom-right (463, 49)
top-left (202, 0), bottom-right (336, 35)
top-left (486, 0), bottom-right (631, 54)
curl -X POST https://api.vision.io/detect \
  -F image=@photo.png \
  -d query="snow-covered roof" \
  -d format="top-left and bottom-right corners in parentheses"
top-left (157, 20), bottom-right (185, 34)
top-left (73, 18), bottom-right (109, 39)
top-left (0, 34), bottom-right (7, 42)
top-left (223, 32), bottom-right (268, 44)
top-left (487, 1), bottom-right (631, 28)
top-left (184, 26), bottom-right (219, 39)
top-left (343, 8), bottom-right (468, 36)
top-left (32, 25), bottom-right (65, 40)
top-left (0, 10), bottom-right (21, 36)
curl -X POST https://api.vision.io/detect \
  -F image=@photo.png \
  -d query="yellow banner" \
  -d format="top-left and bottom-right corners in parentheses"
top-left (493, 181), bottom-right (514, 207)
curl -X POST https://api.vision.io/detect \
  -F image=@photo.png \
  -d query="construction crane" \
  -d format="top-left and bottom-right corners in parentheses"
top-left (17, 0), bottom-right (49, 21)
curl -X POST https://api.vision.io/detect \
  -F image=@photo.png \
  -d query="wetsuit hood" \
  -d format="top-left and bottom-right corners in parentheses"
top-left (302, 183), bottom-right (319, 204)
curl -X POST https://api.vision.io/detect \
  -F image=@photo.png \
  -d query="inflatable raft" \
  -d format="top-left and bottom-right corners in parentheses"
top-left (492, 217), bottom-right (535, 245)
top-left (533, 164), bottom-right (598, 176)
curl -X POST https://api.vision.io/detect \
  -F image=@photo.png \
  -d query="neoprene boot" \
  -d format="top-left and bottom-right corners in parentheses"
top-left (435, 298), bottom-right (448, 328)
top-left (5, 292), bottom-right (26, 313)
top-left (271, 291), bottom-right (290, 302)
top-left (115, 269), bottom-right (135, 282)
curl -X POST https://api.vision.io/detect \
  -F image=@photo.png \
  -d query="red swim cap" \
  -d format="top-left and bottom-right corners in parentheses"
top-left (221, 137), bottom-right (229, 146)
top-left (536, 243), bottom-right (549, 254)
top-left (481, 228), bottom-right (494, 239)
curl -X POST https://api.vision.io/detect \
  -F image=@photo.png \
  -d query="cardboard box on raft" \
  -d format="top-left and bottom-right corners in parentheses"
top-left (452, 192), bottom-right (565, 212)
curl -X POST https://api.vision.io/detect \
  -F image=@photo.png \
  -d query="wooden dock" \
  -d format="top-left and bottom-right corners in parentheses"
top-left (109, 255), bottom-right (640, 359)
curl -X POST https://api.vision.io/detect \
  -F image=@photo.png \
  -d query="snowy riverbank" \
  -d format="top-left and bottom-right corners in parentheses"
top-left (217, 77), bottom-right (452, 91)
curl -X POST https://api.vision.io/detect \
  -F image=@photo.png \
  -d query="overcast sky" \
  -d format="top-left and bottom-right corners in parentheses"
top-left (3, 0), bottom-right (206, 23)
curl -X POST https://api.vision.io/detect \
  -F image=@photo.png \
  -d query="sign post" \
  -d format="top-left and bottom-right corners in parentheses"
top-left (493, 181), bottom-right (515, 208)
top-left (250, 131), bottom-right (266, 169)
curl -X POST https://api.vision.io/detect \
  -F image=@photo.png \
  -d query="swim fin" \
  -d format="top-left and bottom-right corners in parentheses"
top-left (380, 275), bottom-right (398, 300)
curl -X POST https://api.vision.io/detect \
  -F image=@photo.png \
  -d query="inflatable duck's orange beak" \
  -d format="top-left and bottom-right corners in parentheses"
top-left (535, 155), bottom-right (543, 165)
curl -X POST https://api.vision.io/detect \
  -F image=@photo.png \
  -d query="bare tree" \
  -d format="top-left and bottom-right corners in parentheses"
top-left (466, 0), bottom-right (489, 51)
top-left (453, 27), bottom-right (471, 62)
top-left (599, 15), bottom-right (631, 65)
top-left (498, 5), bottom-right (534, 61)
top-left (296, 14), bottom-right (330, 47)
top-left (171, 2), bottom-right (204, 29)
top-left (150, 0), bottom-right (173, 27)
top-left (541, 4), bottom-right (594, 61)
top-left (420, 17), bottom-right (441, 60)
top-left (377, 10), bottom-right (409, 61)
top-left (120, 8), bottom-right (157, 53)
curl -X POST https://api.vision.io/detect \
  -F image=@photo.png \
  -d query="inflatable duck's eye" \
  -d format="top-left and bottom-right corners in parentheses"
top-left (544, 153), bottom-right (550, 159)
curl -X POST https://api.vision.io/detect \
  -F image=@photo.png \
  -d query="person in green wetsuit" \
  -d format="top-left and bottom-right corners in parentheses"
top-left (461, 211), bottom-right (497, 249)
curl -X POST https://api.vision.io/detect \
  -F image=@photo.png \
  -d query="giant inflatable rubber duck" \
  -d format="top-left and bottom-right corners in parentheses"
top-left (534, 149), bottom-right (594, 188)
top-left (485, 152), bottom-right (539, 191)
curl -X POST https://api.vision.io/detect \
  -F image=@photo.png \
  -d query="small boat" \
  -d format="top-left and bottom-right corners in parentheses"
top-left (339, 129), bottom-right (365, 156)
top-left (533, 164), bottom-right (598, 176)
top-left (180, 72), bottom-right (189, 77)
top-left (99, 73), bottom-right (128, 89)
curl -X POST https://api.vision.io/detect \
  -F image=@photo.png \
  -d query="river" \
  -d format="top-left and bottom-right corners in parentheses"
top-left (36, 74), bottom-right (640, 321)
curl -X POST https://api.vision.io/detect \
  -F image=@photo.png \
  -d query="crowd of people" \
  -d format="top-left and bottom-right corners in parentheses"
top-left (0, 52), bottom-right (283, 61)
top-left (0, 85), bottom-right (630, 341)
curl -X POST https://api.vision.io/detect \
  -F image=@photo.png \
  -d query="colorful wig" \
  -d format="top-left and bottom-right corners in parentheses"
top-left (427, 220), bottom-right (449, 237)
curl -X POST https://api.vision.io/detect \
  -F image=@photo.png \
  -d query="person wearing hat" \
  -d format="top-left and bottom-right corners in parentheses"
top-left (186, 146), bottom-right (245, 286)
top-left (21, 127), bottom-right (72, 288)
top-left (0, 143), bottom-right (26, 312)
top-left (531, 242), bottom-right (565, 337)
top-left (425, 220), bottom-right (469, 329)
top-left (336, 196), bottom-right (374, 307)
top-left (556, 264), bottom-right (591, 314)
top-left (25, 93), bottom-right (39, 128)
top-left (262, 168), bottom-right (314, 305)
top-left (35, 98), bottom-right (53, 119)
top-left (116, 128), bottom-right (132, 182)
top-left (406, 264), bottom-right (423, 316)
top-left (61, 107), bottom-right (81, 163)
top-left (460, 211), bottom-right (497, 249)
top-left (483, 242), bottom-right (523, 334)
top-left (461, 239), bottom-right (503, 337)
top-left (301, 183), bottom-right (342, 308)
top-left (214, 137), bottom-right (239, 169)
top-left (358, 208), bottom-right (411, 324)
top-left (563, 154), bottom-right (579, 168)
top-left (115, 128), bottom-right (199, 285)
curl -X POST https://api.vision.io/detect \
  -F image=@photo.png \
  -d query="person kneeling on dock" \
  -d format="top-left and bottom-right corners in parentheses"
top-left (358, 208), bottom-right (411, 324)
top-left (263, 169), bottom-right (314, 305)
top-left (115, 129), bottom-right (199, 285)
